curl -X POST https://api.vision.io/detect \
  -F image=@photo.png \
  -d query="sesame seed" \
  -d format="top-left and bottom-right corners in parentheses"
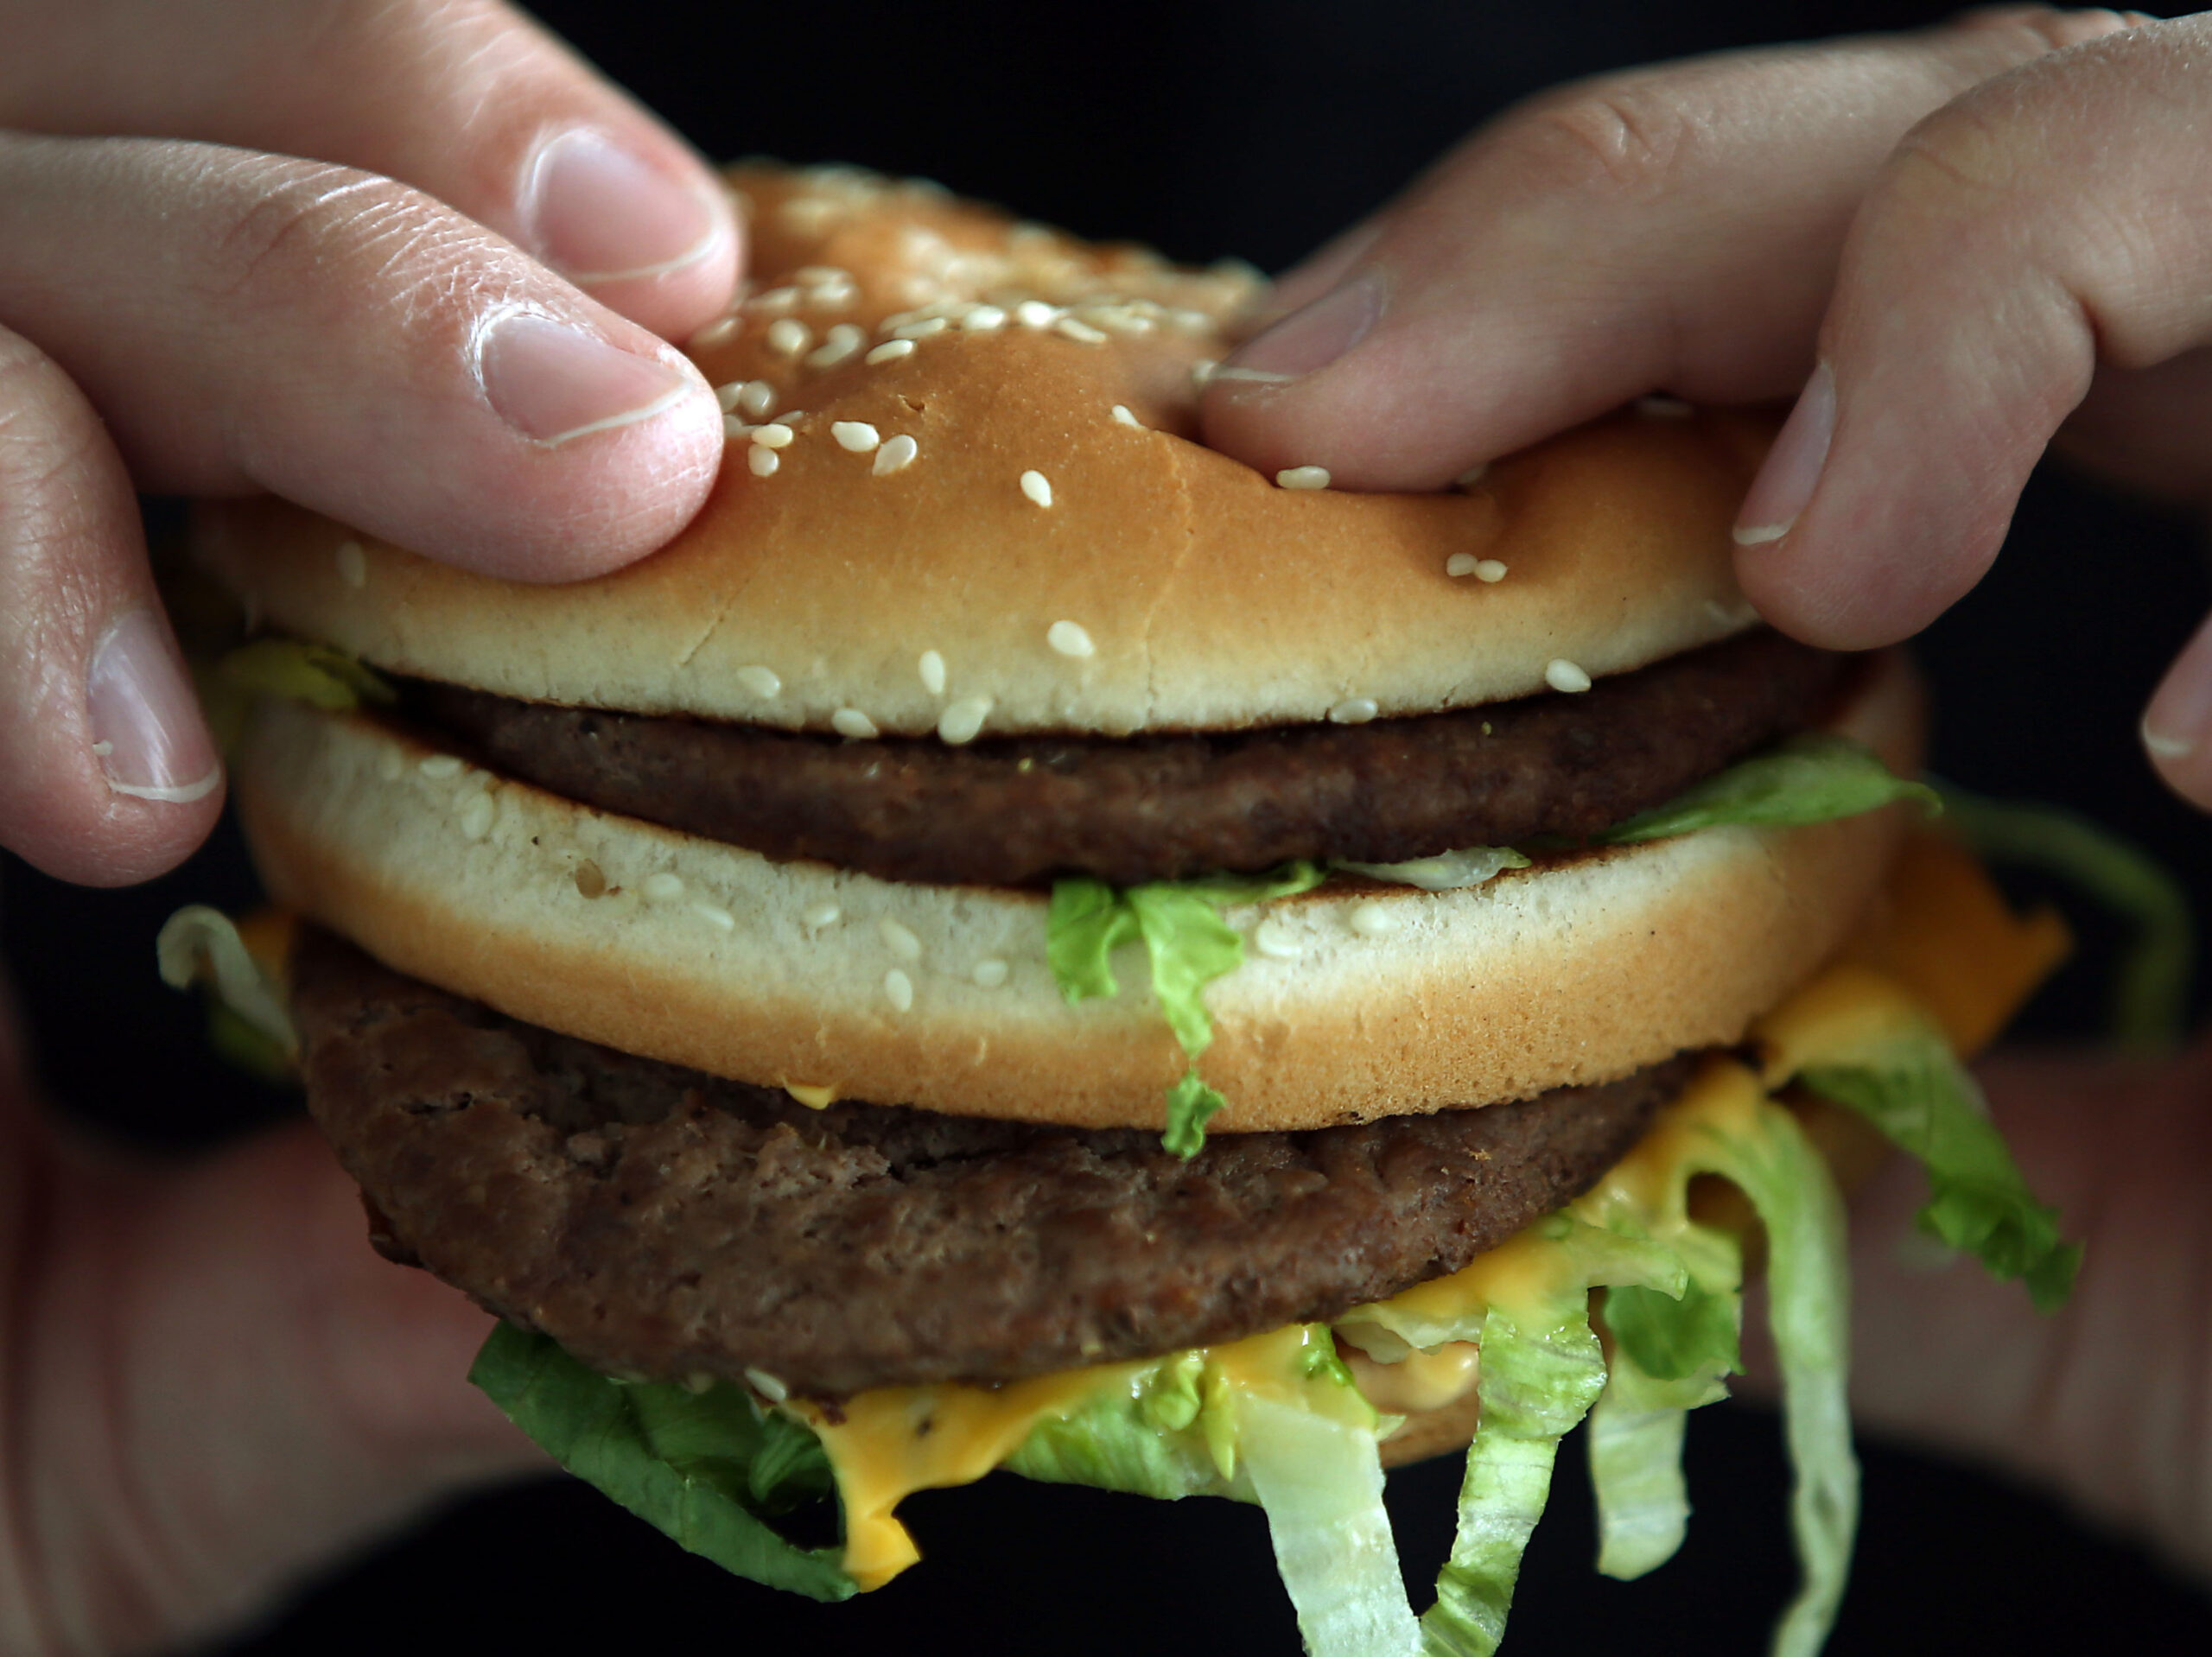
top-left (721, 414), bottom-right (753, 441)
top-left (714, 382), bottom-right (747, 411)
top-left (1110, 404), bottom-right (1143, 429)
top-left (938, 696), bottom-right (993, 746)
top-left (1545, 658), bottom-right (1593, 694)
top-left (1276, 466), bottom-right (1332, 490)
top-left (873, 434), bottom-right (918, 475)
top-left (806, 323), bottom-right (866, 368)
top-left (1253, 917), bottom-right (1301, 959)
top-left (803, 902), bottom-right (842, 929)
top-left (737, 663), bottom-right (782, 699)
top-left (832, 420), bottom-right (880, 452)
top-left (458, 790), bottom-right (495, 841)
top-left (1015, 300), bottom-right (1058, 327)
top-left (1474, 559), bottom-right (1508, 583)
top-left (1020, 469), bottom-right (1053, 508)
top-left (961, 304), bottom-right (1007, 331)
top-left (883, 968), bottom-right (914, 1013)
top-left (918, 650), bottom-right (947, 695)
top-left (865, 339), bottom-right (916, 365)
top-left (335, 539), bottom-right (367, 587)
top-left (1190, 358), bottom-right (1219, 390)
top-left (747, 446), bottom-right (780, 477)
top-left (419, 754), bottom-right (463, 779)
top-left (92, 739), bottom-right (113, 756)
top-left (689, 315), bottom-right (740, 348)
top-left (1054, 317), bottom-right (1108, 344)
top-left (972, 957), bottom-right (1010, 988)
top-left (1047, 620), bottom-right (1095, 658)
top-left (893, 317), bottom-right (950, 340)
top-left (1329, 697), bottom-right (1379, 724)
top-left (745, 1367), bottom-right (790, 1402)
top-left (1637, 395), bottom-right (1693, 418)
top-left (642, 872), bottom-right (684, 902)
top-left (752, 285), bottom-right (802, 315)
top-left (832, 708), bottom-right (880, 740)
top-left (695, 902), bottom-right (736, 931)
top-left (1446, 553), bottom-right (1480, 578)
top-left (573, 860), bottom-right (607, 899)
top-left (765, 318), bottom-right (811, 357)
top-left (878, 917), bottom-right (923, 962)
top-left (1349, 902), bottom-right (1399, 937)
top-left (738, 380), bottom-right (777, 419)
top-left (1453, 462), bottom-right (1491, 486)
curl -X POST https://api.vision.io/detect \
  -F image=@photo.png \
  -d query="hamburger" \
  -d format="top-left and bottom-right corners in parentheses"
top-left (164, 162), bottom-right (2079, 1656)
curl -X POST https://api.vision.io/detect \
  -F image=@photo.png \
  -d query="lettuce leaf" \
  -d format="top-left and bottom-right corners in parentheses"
top-left (156, 905), bottom-right (297, 1055)
top-left (1236, 1386), bottom-right (1424, 1657)
top-left (217, 637), bottom-right (394, 710)
top-left (1334, 846), bottom-right (1530, 891)
top-left (1047, 863), bottom-right (1325, 1156)
top-left (1588, 1281), bottom-right (1739, 1581)
top-left (469, 1325), bottom-right (855, 1602)
top-left (1939, 785), bottom-right (2195, 1051)
top-left (1685, 1088), bottom-right (1857, 1657)
top-left (1003, 1355), bottom-right (1232, 1501)
top-left (1421, 1305), bottom-right (1608, 1656)
top-left (1792, 1019), bottom-right (2081, 1311)
top-left (1600, 734), bottom-right (1939, 845)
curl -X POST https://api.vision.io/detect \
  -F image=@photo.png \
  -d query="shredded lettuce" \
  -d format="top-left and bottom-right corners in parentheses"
top-left (1683, 1080), bottom-right (1858, 1657)
top-left (1939, 785), bottom-right (2195, 1052)
top-left (1601, 734), bottom-right (1939, 845)
top-left (156, 905), bottom-right (296, 1056)
top-left (1422, 1305), bottom-right (1608, 1656)
top-left (469, 1325), bottom-right (855, 1602)
top-left (1238, 1385), bottom-right (1425, 1657)
top-left (1784, 1014), bottom-right (2081, 1311)
top-left (1047, 863), bottom-right (1325, 1156)
top-left (1335, 846), bottom-right (1530, 891)
top-left (1589, 1276), bottom-right (1739, 1580)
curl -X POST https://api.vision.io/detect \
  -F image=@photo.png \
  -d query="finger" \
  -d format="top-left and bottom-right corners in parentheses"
top-left (0, 0), bottom-right (738, 340)
top-left (1726, 18), bottom-right (2212, 677)
top-left (1198, 7), bottom-right (2142, 486)
top-left (0, 324), bottom-right (222, 886)
top-left (0, 135), bottom-right (725, 581)
top-left (1828, 1041), bottom-right (2212, 1575)
top-left (2141, 613), bottom-right (2212, 811)
top-left (7, 1121), bottom-right (537, 1652)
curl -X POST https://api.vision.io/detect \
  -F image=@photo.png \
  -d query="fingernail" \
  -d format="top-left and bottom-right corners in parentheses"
top-left (1219, 271), bottom-right (1384, 384)
top-left (87, 609), bottom-right (221, 804)
top-left (2143, 617), bottom-right (2212, 763)
top-left (477, 309), bottom-right (697, 446)
top-left (1733, 360), bottom-right (1837, 547)
top-left (525, 130), bottom-right (723, 283)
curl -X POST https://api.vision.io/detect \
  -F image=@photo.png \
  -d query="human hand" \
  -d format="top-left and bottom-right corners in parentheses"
top-left (0, 0), bottom-right (741, 891)
top-left (1198, 6), bottom-right (2212, 810)
top-left (0, 968), bottom-right (544, 1654)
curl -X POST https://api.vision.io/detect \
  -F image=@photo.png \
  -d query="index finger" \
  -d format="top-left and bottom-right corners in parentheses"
top-left (1197, 8), bottom-right (2139, 487)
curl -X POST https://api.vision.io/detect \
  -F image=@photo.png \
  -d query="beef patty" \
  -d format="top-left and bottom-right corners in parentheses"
top-left (296, 929), bottom-right (1681, 1398)
top-left (403, 628), bottom-right (1841, 887)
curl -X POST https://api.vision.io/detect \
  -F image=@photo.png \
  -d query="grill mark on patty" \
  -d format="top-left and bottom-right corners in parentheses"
top-left (295, 928), bottom-right (1684, 1398)
top-left (397, 629), bottom-right (1843, 888)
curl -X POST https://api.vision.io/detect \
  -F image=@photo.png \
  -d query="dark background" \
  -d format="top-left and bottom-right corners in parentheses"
top-left (4, 2), bottom-right (2209, 1652)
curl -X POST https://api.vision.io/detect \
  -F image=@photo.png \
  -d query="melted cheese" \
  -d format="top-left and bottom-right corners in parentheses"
top-left (771, 830), bottom-right (2073, 1590)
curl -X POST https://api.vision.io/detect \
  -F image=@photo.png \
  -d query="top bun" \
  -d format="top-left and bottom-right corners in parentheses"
top-left (194, 163), bottom-right (1771, 739)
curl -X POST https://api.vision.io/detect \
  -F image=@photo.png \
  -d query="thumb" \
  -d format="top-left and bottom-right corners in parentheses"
top-left (3, 1119), bottom-right (538, 1653)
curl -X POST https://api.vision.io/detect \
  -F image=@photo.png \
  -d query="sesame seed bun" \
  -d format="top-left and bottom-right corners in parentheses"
top-left (192, 167), bottom-right (1770, 740)
top-left (231, 650), bottom-right (1920, 1133)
